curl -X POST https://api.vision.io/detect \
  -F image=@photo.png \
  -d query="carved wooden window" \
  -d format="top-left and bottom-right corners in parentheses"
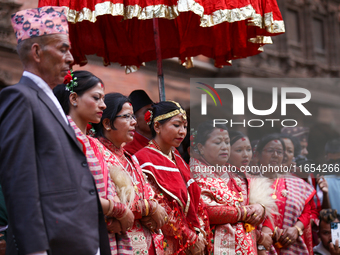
top-left (286, 9), bottom-right (301, 43)
top-left (312, 18), bottom-right (325, 51)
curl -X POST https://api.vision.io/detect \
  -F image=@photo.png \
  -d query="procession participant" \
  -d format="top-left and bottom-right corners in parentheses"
top-left (94, 93), bottom-right (167, 255)
top-left (135, 101), bottom-right (211, 255)
top-left (191, 123), bottom-right (274, 254)
top-left (54, 71), bottom-right (135, 254)
top-left (258, 134), bottom-right (315, 255)
top-left (124, 90), bottom-right (154, 155)
top-left (0, 7), bottom-right (110, 255)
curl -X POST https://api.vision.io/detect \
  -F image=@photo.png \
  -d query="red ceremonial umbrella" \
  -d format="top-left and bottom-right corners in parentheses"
top-left (38, 0), bottom-right (284, 100)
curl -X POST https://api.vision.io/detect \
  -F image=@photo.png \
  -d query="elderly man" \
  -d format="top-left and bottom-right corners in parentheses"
top-left (0, 7), bottom-right (110, 255)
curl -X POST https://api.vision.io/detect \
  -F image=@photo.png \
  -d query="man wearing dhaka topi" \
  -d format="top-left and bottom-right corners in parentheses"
top-left (0, 6), bottom-right (110, 255)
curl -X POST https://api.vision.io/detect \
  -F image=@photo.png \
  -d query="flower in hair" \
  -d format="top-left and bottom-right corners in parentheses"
top-left (64, 69), bottom-right (78, 92)
top-left (144, 110), bottom-right (153, 125)
top-left (86, 123), bottom-right (96, 137)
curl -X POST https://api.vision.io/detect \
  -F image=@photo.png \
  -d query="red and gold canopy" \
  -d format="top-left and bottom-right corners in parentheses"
top-left (39, 0), bottom-right (285, 68)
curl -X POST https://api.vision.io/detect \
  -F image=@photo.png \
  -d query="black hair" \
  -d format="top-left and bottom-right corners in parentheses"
top-left (256, 133), bottom-right (286, 154)
top-left (319, 209), bottom-right (340, 227)
top-left (93, 93), bottom-right (131, 137)
top-left (195, 120), bottom-right (228, 146)
top-left (53, 70), bottom-right (103, 114)
top-left (280, 134), bottom-right (302, 157)
top-left (229, 130), bottom-right (247, 146)
top-left (251, 139), bottom-right (259, 154)
top-left (149, 101), bottom-right (185, 138)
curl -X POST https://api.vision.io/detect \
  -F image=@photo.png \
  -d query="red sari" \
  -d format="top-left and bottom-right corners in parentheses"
top-left (134, 143), bottom-right (211, 254)
top-left (96, 136), bottom-right (164, 255)
top-left (262, 175), bottom-right (316, 255)
top-left (190, 157), bottom-right (257, 255)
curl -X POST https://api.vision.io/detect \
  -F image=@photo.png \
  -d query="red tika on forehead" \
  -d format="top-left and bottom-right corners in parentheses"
top-left (274, 140), bottom-right (279, 143)
top-left (100, 83), bottom-right (104, 88)
top-left (220, 129), bottom-right (224, 132)
top-left (241, 137), bottom-right (246, 141)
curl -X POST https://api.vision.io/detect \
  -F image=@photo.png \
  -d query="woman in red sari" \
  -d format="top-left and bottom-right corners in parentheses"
top-left (53, 71), bottom-right (134, 255)
top-left (93, 93), bottom-right (167, 255)
top-left (255, 133), bottom-right (316, 255)
top-left (190, 121), bottom-right (274, 255)
top-left (134, 101), bottom-right (210, 255)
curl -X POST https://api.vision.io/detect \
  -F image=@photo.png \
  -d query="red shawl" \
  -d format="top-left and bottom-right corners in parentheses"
top-left (124, 131), bottom-right (150, 155)
top-left (134, 144), bottom-right (201, 229)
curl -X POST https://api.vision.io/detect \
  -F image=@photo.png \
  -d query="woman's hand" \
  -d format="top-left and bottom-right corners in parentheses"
top-left (245, 204), bottom-right (264, 226)
top-left (140, 216), bottom-right (158, 231)
top-left (272, 227), bottom-right (283, 243)
top-left (118, 208), bottom-right (134, 233)
top-left (106, 218), bottom-right (122, 234)
top-left (150, 205), bottom-right (168, 230)
top-left (278, 227), bottom-right (299, 248)
top-left (259, 232), bottom-right (273, 251)
top-left (188, 235), bottom-right (207, 255)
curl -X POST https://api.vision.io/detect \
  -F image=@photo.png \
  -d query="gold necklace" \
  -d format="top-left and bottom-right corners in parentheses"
top-left (272, 178), bottom-right (279, 199)
top-left (151, 140), bottom-right (174, 162)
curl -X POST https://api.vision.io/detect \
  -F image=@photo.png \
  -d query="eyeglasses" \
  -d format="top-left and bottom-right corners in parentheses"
top-left (116, 113), bottom-right (136, 121)
top-left (262, 148), bottom-right (283, 155)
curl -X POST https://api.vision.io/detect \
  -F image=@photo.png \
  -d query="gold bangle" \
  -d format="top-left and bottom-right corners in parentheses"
top-left (144, 199), bottom-right (149, 216)
top-left (294, 225), bottom-right (303, 236)
top-left (106, 199), bottom-right (114, 216)
top-left (242, 206), bottom-right (247, 221)
top-left (273, 226), bottom-right (277, 237)
top-left (259, 203), bottom-right (266, 218)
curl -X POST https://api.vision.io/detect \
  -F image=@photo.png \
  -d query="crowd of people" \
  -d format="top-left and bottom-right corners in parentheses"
top-left (1, 5), bottom-right (340, 255)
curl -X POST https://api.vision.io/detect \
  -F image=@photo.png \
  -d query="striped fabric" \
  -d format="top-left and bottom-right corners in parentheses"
top-left (280, 176), bottom-right (315, 255)
top-left (68, 116), bottom-right (133, 255)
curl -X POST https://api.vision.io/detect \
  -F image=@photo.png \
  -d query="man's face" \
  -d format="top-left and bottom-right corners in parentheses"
top-left (39, 33), bottom-right (73, 88)
top-left (319, 219), bottom-right (340, 250)
top-left (135, 104), bottom-right (152, 135)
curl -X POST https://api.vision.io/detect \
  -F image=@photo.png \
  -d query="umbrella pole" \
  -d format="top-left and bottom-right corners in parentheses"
top-left (153, 18), bottom-right (166, 101)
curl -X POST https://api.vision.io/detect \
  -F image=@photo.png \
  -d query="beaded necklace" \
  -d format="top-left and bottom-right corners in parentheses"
top-left (150, 139), bottom-right (174, 163)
